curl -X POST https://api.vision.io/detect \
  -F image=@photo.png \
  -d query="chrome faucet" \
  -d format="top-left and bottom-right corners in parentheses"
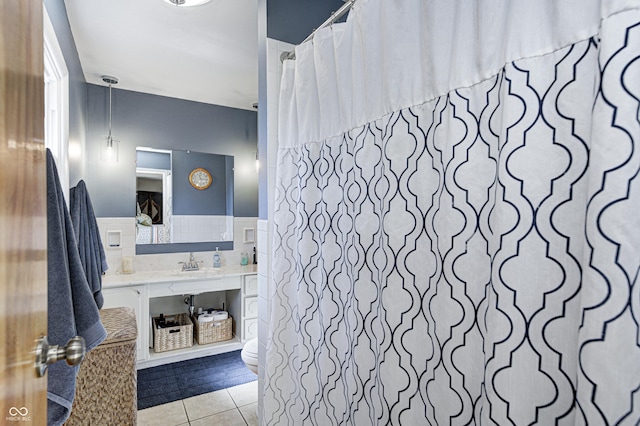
top-left (180, 252), bottom-right (201, 271)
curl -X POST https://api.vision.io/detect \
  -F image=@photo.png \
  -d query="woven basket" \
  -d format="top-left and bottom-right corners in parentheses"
top-left (65, 307), bottom-right (137, 426)
top-left (152, 313), bottom-right (193, 352)
top-left (193, 316), bottom-right (233, 345)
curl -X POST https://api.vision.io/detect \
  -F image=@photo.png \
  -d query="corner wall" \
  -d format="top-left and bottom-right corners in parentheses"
top-left (43, 0), bottom-right (88, 185)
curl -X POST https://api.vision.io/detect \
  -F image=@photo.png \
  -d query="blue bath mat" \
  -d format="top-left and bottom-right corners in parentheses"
top-left (137, 350), bottom-right (257, 410)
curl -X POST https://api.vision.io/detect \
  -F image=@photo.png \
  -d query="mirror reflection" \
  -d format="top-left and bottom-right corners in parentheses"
top-left (136, 148), bottom-right (172, 244)
top-left (135, 147), bottom-right (234, 252)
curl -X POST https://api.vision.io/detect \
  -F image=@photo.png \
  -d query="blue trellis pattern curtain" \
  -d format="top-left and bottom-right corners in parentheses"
top-left (265, 1), bottom-right (640, 424)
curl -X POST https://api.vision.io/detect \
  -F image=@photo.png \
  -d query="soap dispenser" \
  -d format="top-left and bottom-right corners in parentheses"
top-left (213, 247), bottom-right (222, 268)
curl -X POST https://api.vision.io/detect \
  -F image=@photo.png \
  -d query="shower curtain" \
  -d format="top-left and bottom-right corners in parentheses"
top-left (265, 1), bottom-right (640, 424)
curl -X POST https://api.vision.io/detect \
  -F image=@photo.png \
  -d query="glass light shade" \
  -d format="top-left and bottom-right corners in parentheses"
top-left (101, 137), bottom-right (119, 163)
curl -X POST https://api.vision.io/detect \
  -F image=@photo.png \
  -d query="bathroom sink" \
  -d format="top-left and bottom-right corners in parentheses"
top-left (171, 268), bottom-right (220, 278)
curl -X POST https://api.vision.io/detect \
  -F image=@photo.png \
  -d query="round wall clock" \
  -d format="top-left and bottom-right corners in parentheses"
top-left (189, 167), bottom-right (212, 190)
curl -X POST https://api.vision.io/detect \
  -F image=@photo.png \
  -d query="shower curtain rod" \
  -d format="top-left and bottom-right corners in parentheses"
top-left (280, 0), bottom-right (356, 62)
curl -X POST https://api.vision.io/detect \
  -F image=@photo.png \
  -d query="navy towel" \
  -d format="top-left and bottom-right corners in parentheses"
top-left (46, 150), bottom-right (107, 426)
top-left (70, 180), bottom-right (108, 308)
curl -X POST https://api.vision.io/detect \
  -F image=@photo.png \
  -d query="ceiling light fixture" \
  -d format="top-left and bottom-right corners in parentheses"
top-left (100, 75), bottom-right (119, 163)
top-left (164, 0), bottom-right (211, 6)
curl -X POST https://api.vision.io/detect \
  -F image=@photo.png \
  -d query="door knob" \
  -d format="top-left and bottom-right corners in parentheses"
top-left (35, 336), bottom-right (86, 377)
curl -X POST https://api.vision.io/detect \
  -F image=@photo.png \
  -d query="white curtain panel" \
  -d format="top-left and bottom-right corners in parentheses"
top-left (266, 0), bottom-right (640, 424)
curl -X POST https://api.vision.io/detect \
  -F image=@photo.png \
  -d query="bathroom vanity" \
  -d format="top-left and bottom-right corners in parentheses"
top-left (101, 266), bottom-right (258, 369)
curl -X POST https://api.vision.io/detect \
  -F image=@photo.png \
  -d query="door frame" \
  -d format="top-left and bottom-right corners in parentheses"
top-left (43, 6), bottom-right (70, 200)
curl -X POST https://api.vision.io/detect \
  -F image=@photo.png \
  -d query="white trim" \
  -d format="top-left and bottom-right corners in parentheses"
top-left (137, 147), bottom-right (172, 155)
top-left (43, 6), bottom-right (70, 201)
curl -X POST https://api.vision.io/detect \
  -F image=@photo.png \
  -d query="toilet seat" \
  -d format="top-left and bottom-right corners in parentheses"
top-left (241, 338), bottom-right (259, 374)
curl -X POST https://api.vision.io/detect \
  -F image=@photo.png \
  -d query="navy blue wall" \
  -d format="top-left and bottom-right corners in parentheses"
top-left (172, 150), bottom-right (230, 216)
top-left (86, 85), bottom-right (258, 218)
top-left (137, 150), bottom-right (171, 170)
top-left (267, 0), bottom-right (347, 44)
top-left (43, 0), bottom-right (87, 185)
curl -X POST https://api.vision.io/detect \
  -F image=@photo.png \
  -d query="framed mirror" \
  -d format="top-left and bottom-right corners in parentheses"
top-left (135, 147), bottom-right (234, 254)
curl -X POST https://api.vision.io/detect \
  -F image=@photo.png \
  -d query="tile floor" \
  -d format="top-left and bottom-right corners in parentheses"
top-left (138, 381), bottom-right (258, 426)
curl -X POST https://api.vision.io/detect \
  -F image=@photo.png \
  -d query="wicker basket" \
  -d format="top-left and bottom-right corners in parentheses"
top-left (65, 307), bottom-right (137, 426)
top-left (152, 313), bottom-right (193, 352)
top-left (193, 315), bottom-right (233, 345)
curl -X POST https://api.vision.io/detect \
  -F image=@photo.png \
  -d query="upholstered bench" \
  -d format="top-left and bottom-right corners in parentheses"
top-left (65, 307), bottom-right (138, 425)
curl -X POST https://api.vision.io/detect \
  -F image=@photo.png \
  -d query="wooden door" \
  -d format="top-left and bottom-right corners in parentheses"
top-left (0, 1), bottom-right (48, 424)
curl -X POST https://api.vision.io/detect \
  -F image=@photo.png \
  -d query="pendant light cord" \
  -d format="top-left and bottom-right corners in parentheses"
top-left (108, 82), bottom-right (113, 144)
top-left (101, 75), bottom-right (118, 147)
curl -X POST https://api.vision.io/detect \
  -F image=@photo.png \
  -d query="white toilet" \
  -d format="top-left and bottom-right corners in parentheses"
top-left (241, 337), bottom-right (259, 374)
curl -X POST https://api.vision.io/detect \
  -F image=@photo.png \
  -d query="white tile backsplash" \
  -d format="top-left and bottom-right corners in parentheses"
top-left (96, 216), bottom-right (258, 274)
top-left (172, 215), bottom-right (233, 243)
top-left (96, 218), bottom-right (136, 274)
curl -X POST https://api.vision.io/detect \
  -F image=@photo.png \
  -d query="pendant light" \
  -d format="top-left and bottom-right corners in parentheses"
top-left (100, 75), bottom-right (119, 163)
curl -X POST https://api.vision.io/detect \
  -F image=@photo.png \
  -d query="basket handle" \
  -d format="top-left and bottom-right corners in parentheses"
top-left (169, 329), bottom-right (181, 333)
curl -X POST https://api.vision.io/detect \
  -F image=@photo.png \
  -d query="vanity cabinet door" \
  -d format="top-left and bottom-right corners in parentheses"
top-left (243, 318), bottom-right (258, 341)
top-left (239, 274), bottom-right (259, 343)
top-left (102, 285), bottom-right (148, 362)
top-left (244, 274), bottom-right (258, 296)
top-left (243, 296), bottom-right (259, 319)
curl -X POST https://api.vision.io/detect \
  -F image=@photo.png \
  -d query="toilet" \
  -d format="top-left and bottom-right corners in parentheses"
top-left (241, 337), bottom-right (259, 374)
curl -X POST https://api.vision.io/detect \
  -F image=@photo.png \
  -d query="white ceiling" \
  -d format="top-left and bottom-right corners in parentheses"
top-left (64, 0), bottom-right (258, 111)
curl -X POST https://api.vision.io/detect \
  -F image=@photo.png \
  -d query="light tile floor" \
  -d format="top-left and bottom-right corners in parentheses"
top-left (138, 381), bottom-right (258, 426)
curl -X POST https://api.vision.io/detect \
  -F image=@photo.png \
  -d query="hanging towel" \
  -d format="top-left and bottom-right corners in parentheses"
top-left (46, 149), bottom-right (107, 426)
top-left (69, 179), bottom-right (108, 308)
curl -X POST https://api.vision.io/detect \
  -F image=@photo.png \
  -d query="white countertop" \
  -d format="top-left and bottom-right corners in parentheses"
top-left (103, 264), bottom-right (258, 288)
